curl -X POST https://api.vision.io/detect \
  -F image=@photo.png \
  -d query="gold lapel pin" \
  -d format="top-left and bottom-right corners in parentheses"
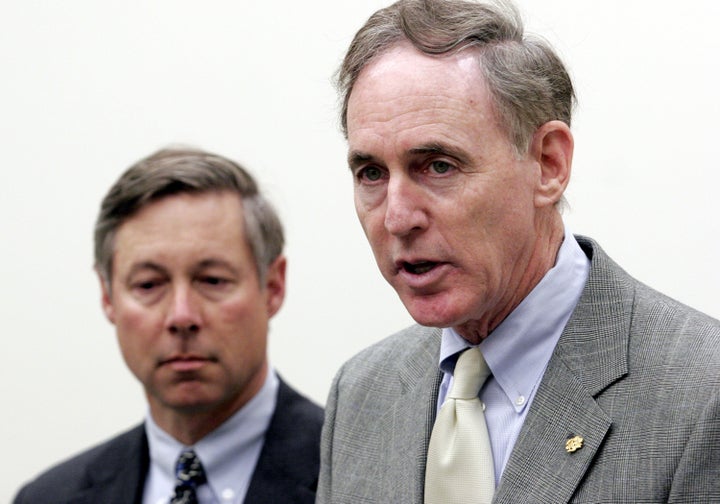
top-left (565, 435), bottom-right (584, 453)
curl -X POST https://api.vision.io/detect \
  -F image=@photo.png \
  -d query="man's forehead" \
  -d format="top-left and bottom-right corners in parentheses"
top-left (347, 64), bottom-right (497, 158)
top-left (125, 191), bottom-right (242, 225)
top-left (112, 192), bottom-right (246, 253)
top-left (347, 46), bottom-right (489, 132)
top-left (352, 41), bottom-right (484, 96)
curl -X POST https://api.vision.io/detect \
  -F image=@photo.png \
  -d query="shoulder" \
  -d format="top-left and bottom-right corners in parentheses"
top-left (629, 279), bottom-right (720, 371)
top-left (577, 234), bottom-right (720, 374)
top-left (328, 324), bottom-right (441, 404)
top-left (13, 424), bottom-right (146, 503)
top-left (339, 324), bottom-right (440, 378)
top-left (580, 234), bottom-right (720, 332)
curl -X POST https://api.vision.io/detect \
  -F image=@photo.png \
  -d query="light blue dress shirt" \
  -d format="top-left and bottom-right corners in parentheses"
top-left (437, 230), bottom-right (590, 484)
top-left (142, 369), bottom-right (279, 504)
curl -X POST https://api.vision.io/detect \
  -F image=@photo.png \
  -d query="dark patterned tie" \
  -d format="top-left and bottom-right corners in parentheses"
top-left (170, 449), bottom-right (207, 504)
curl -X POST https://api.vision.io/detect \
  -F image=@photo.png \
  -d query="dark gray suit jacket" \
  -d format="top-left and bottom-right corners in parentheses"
top-left (15, 378), bottom-right (323, 504)
top-left (318, 237), bottom-right (720, 503)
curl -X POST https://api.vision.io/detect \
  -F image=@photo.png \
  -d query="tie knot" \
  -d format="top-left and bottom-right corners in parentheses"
top-left (448, 347), bottom-right (491, 399)
top-left (175, 449), bottom-right (207, 487)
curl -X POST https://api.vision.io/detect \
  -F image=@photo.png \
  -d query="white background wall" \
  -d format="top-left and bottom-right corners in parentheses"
top-left (3, 1), bottom-right (718, 499)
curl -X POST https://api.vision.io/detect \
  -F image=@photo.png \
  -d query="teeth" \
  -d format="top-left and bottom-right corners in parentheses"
top-left (406, 261), bottom-right (436, 274)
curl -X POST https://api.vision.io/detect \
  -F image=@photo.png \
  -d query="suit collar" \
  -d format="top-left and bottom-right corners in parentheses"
top-left (495, 236), bottom-right (633, 503)
top-left (554, 235), bottom-right (631, 395)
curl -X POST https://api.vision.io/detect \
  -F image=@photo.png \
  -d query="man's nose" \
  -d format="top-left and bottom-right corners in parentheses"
top-left (384, 175), bottom-right (428, 237)
top-left (166, 285), bottom-right (201, 336)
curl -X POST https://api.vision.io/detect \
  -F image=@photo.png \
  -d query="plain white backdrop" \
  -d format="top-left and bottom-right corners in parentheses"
top-left (2, 1), bottom-right (718, 499)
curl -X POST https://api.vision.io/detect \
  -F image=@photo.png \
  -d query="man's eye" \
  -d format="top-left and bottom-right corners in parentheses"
top-left (199, 276), bottom-right (233, 288)
top-left (135, 280), bottom-right (160, 290)
top-left (129, 279), bottom-right (166, 298)
top-left (359, 166), bottom-right (384, 182)
top-left (429, 160), bottom-right (454, 174)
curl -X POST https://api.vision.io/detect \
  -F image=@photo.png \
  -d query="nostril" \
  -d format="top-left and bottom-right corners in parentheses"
top-left (169, 323), bottom-right (200, 336)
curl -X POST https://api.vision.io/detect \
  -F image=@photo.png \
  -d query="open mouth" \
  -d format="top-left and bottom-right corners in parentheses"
top-left (402, 261), bottom-right (439, 275)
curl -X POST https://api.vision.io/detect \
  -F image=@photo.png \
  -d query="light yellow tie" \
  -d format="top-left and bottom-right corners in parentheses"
top-left (424, 346), bottom-right (495, 504)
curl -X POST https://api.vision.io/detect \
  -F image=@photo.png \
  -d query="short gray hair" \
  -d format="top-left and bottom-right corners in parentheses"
top-left (94, 147), bottom-right (284, 284)
top-left (337, 0), bottom-right (575, 154)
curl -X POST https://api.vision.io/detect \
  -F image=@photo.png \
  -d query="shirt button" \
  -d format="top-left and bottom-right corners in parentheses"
top-left (221, 488), bottom-right (236, 501)
top-left (515, 395), bottom-right (526, 406)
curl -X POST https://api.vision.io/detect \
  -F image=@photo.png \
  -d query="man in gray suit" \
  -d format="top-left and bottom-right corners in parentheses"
top-left (15, 148), bottom-right (323, 503)
top-left (317, 0), bottom-right (720, 502)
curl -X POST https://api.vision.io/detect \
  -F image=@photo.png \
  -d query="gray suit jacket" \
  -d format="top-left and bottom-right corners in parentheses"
top-left (15, 378), bottom-right (324, 504)
top-left (317, 236), bottom-right (720, 503)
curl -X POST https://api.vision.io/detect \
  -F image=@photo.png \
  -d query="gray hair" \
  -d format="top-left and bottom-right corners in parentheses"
top-left (336, 0), bottom-right (575, 154)
top-left (94, 147), bottom-right (284, 285)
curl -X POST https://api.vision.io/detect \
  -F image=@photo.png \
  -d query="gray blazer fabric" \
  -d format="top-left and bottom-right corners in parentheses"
top-left (318, 236), bottom-right (720, 503)
top-left (14, 378), bottom-right (324, 504)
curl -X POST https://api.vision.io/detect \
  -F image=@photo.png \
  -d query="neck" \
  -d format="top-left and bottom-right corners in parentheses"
top-left (157, 409), bottom-right (231, 446)
top-left (455, 213), bottom-right (565, 344)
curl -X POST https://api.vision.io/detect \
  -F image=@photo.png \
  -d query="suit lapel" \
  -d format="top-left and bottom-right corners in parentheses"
top-left (376, 327), bottom-right (442, 504)
top-left (495, 237), bottom-right (633, 503)
top-left (493, 357), bottom-right (612, 503)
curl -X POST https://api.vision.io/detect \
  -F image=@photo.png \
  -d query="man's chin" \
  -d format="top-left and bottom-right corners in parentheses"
top-left (150, 384), bottom-right (219, 412)
top-left (401, 296), bottom-right (461, 329)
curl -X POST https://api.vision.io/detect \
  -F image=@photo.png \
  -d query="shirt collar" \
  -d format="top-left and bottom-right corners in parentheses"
top-left (440, 229), bottom-right (590, 412)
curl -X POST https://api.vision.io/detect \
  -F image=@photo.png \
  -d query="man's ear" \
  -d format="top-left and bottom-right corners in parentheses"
top-left (264, 255), bottom-right (287, 319)
top-left (530, 120), bottom-right (574, 208)
top-left (96, 267), bottom-right (116, 324)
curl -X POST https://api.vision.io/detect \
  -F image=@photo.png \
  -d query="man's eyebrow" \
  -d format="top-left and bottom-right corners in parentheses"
top-left (347, 150), bottom-right (376, 170)
top-left (125, 262), bottom-right (166, 280)
top-left (347, 143), bottom-right (471, 170)
top-left (194, 259), bottom-right (240, 277)
top-left (409, 143), bottom-right (471, 165)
